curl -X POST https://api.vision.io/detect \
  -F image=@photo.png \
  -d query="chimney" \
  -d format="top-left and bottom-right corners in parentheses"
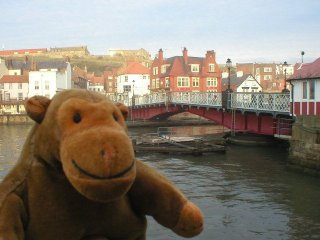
top-left (158, 48), bottom-right (163, 63)
top-left (31, 60), bottom-right (37, 71)
top-left (183, 47), bottom-right (188, 64)
top-left (205, 50), bottom-right (215, 60)
top-left (7, 59), bottom-right (13, 69)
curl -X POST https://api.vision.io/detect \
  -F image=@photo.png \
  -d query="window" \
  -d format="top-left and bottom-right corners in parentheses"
top-left (9, 83), bottom-right (12, 89)
top-left (207, 77), bottom-right (217, 87)
top-left (264, 67), bottom-right (272, 72)
top-left (177, 77), bottom-right (190, 87)
top-left (18, 93), bottom-right (23, 100)
top-left (123, 85), bottom-right (131, 92)
top-left (0, 83), bottom-right (4, 89)
top-left (209, 64), bottom-right (215, 72)
top-left (35, 81), bottom-right (39, 90)
top-left (45, 81), bottom-right (50, 90)
top-left (256, 68), bottom-right (260, 74)
top-left (143, 75), bottom-right (146, 79)
top-left (151, 79), bottom-right (156, 89)
top-left (190, 64), bottom-right (199, 73)
top-left (302, 81), bottom-right (307, 99)
top-left (153, 67), bottom-right (158, 75)
top-left (161, 65), bottom-right (167, 74)
top-left (309, 80), bottom-right (315, 100)
top-left (264, 75), bottom-right (272, 80)
top-left (125, 76), bottom-right (128, 82)
top-left (109, 82), bottom-right (112, 87)
top-left (165, 78), bottom-right (170, 88)
top-left (18, 83), bottom-right (22, 89)
top-left (192, 77), bottom-right (199, 87)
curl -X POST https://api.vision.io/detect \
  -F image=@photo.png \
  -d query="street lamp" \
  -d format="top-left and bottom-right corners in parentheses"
top-left (226, 58), bottom-right (232, 91)
top-left (282, 61), bottom-right (289, 93)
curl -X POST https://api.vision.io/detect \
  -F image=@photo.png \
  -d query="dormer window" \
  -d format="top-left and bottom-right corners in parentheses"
top-left (190, 64), bottom-right (199, 73)
top-left (209, 64), bottom-right (215, 72)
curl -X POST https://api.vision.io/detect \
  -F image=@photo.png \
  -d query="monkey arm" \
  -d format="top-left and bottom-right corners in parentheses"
top-left (129, 160), bottom-right (203, 238)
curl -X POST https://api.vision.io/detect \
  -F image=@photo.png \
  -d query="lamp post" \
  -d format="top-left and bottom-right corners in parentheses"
top-left (226, 58), bottom-right (232, 92)
top-left (282, 61), bottom-right (289, 93)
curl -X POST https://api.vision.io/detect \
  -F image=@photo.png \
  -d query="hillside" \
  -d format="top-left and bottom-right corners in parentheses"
top-left (7, 55), bottom-right (126, 75)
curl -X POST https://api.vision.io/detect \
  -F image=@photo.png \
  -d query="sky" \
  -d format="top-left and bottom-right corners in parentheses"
top-left (1, 0), bottom-right (320, 64)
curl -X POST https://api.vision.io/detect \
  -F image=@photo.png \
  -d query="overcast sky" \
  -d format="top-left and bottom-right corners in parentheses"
top-left (1, 0), bottom-right (319, 64)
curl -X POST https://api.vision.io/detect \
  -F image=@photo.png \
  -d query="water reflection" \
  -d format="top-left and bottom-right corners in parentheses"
top-left (1, 125), bottom-right (320, 240)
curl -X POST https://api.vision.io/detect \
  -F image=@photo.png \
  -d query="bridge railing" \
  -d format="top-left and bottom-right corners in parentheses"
top-left (169, 92), bottom-right (222, 107)
top-left (131, 91), bottom-right (290, 114)
top-left (231, 92), bottom-right (290, 113)
top-left (133, 92), bottom-right (167, 106)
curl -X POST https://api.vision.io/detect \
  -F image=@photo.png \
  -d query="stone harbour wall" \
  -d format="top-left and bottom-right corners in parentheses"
top-left (289, 115), bottom-right (320, 173)
top-left (0, 114), bottom-right (33, 125)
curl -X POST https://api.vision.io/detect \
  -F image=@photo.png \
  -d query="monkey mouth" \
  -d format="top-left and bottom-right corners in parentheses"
top-left (72, 159), bottom-right (135, 180)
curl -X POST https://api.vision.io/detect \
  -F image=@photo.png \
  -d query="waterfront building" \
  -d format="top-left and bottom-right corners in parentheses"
top-left (236, 62), bottom-right (294, 92)
top-left (150, 48), bottom-right (222, 93)
top-left (72, 66), bottom-right (89, 89)
top-left (0, 75), bottom-right (28, 114)
top-left (221, 72), bottom-right (262, 92)
top-left (103, 68), bottom-right (119, 95)
top-left (288, 57), bottom-right (320, 116)
top-left (87, 75), bottom-right (105, 93)
top-left (116, 61), bottom-right (150, 100)
top-left (28, 60), bottom-right (72, 99)
top-left (0, 75), bottom-right (28, 101)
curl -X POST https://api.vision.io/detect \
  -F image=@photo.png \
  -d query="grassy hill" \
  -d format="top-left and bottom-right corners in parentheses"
top-left (8, 55), bottom-right (125, 76)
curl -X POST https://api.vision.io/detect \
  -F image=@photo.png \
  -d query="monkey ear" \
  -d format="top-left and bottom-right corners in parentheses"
top-left (25, 96), bottom-right (51, 124)
top-left (116, 102), bottom-right (129, 120)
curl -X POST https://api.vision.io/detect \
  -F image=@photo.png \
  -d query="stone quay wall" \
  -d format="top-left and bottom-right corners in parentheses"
top-left (289, 116), bottom-right (320, 173)
top-left (0, 114), bottom-right (33, 125)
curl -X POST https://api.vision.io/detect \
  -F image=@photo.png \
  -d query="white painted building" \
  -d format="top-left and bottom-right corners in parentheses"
top-left (28, 61), bottom-right (72, 98)
top-left (222, 73), bottom-right (262, 92)
top-left (116, 62), bottom-right (150, 99)
top-left (0, 75), bottom-right (29, 101)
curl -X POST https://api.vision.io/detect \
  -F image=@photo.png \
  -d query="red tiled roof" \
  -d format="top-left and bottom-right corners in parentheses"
top-left (0, 48), bottom-right (47, 56)
top-left (289, 57), bottom-right (320, 80)
top-left (117, 62), bottom-right (149, 75)
top-left (0, 75), bottom-right (28, 83)
top-left (91, 76), bottom-right (104, 85)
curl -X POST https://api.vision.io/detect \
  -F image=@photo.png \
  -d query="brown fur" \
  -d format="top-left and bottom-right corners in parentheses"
top-left (0, 89), bottom-right (203, 240)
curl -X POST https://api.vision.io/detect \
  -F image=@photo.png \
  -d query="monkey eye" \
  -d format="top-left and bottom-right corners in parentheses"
top-left (73, 112), bottom-right (82, 123)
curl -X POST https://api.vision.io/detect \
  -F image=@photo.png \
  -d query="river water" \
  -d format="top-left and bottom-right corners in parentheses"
top-left (1, 124), bottom-right (320, 240)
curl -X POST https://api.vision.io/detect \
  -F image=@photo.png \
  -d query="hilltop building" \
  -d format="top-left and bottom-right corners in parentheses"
top-left (49, 46), bottom-right (90, 57)
top-left (108, 48), bottom-right (151, 68)
top-left (0, 48), bottom-right (48, 57)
